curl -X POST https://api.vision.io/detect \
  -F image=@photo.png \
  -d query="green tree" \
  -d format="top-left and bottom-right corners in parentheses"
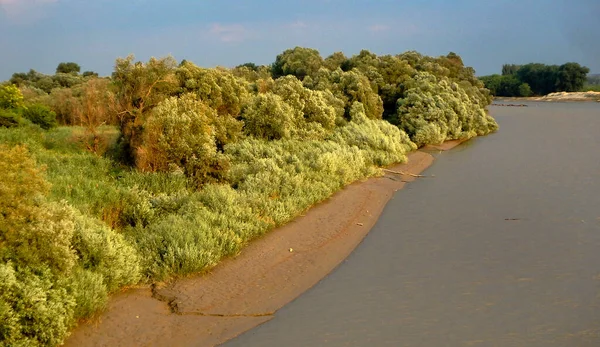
top-left (82, 71), bottom-right (99, 78)
top-left (176, 62), bottom-right (250, 117)
top-left (501, 64), bottom-right (521, 76)
top-left (137, 94), bottom-right (230, 184)
top-left (517, 63), bottom-right (559, 95)
top-left (56, 62), bottom-right (81, 74)
top-left (271, 47), bottom-right (324, 80)
top-left (518, 83), bottom-right (532, 97)
top-left (22, 104), bottom-right (58, 129)
top-left (556, 62), bottom-right (590, 92)
top-left (323, 52), bottom-right (350, 71)
top-left (111, 54), bottom-right (178, 162)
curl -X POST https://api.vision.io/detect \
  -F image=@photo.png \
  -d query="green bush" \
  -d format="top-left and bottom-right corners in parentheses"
top-left (0, 109), bottom-right (27, 128)
top-left (0, 144), bottom-right (143, 345)
top-left (137, 94), bottom-right (231, 185)
top-left (0, 84), bottom-right (24, 109)
top-left (397, 72), bottom-right (497, 147)
top-left (22, 104), bottom-right (58, 130)
top-left (0, 264), bottom-right (76, 346)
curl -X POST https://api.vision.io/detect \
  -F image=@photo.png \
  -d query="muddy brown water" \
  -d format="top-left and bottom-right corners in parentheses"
top-left (224, 102), bottom-right (600, 347)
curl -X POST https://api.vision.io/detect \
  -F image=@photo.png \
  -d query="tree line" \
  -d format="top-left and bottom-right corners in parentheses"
top-left (480, 62), bottom-right (590, 97)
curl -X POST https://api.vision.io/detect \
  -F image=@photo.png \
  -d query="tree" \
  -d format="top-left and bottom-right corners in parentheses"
top-left (82, 71), bottom-right (99, 78)
top-left (111, 54), bottom-right (178, 162)
top-left (176, 62), bottom-right (250, 118)
top-left (323, 52), bottom-right (350, 71)
top-left (137, 94), bottom-right (230, 184)
top-left (516, 63), bottom-right (559, 95)
top-left (271, 47), bottom-right (324, 80)
top-left (56, 62), bottom-right (81, 74)
top-left (236, 62), bottom-right (259, 71)
top-left (501, 64), bottom-right (521, 76)
top-left (556, 62), bottom-right (590, 92)
top-left (518, 83), bottom-right (532, 97)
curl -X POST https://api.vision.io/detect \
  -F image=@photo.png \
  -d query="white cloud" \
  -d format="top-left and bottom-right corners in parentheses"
top-left (0, 0), bottom-right (58, 23)
top-left (209, 23), bottom-right (249, 43)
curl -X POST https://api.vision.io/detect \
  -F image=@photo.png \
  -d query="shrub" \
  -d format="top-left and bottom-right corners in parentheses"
top-left (22, 104), bottom-right (58, 130)
top-left (0, 109), bottom-right (26, 128)
top-left (176, 63), bottom-right (250, 117)
top-left (137, 94), bottom-right (231, 185)
top-left (397, 72), bottom-right (498, 147)
top-left (0, 84), bottom-right (24, 109)
top-left (242, 93), bottom-right (300, 140)
top-left (0, 264), bottom-right (76, 346)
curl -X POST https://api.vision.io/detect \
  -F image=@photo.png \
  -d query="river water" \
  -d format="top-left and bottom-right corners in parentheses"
top-left (225, 102), bottom-right (600, 347)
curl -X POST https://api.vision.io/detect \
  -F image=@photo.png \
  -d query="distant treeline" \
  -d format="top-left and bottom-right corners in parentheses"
top-left (480, 63), bottom-right (590, 97)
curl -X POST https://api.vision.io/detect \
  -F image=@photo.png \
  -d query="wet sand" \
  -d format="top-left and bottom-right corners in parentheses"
top-left (64, 141), bottom-right (464, 347)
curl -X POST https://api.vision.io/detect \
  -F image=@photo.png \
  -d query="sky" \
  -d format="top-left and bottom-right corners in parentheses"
top-left (0, 0), bottom-right (599, 80)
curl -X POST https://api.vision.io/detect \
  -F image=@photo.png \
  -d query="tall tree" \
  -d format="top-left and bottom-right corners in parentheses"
top-left (501, 64), bottom-right (521, 76)
top-left (271, 47), bottom-right (324, 80)
top-left (556, 62), bottom-right (590, 92)
top-left (56, 62), bottom-right (81, 74)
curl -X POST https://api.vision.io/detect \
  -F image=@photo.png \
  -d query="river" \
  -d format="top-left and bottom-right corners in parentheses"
top-left (224, 102), bottom-right (600, 347)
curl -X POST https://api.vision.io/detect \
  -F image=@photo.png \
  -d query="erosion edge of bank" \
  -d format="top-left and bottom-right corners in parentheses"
top-left (64, 140), bottom-right (465, 347)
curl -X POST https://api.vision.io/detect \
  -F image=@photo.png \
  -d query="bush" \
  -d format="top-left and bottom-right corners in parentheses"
top-left (397, 72), bottom-right (498, 147)
top-left (22, 104), bottom-right (58, 130)
top-left (137, 94), bottom-right (231, 185)
top-left (0, 144), bottom-right (143, 345)
top-left (0, 84), bottom-right (24, 109)
top-left (0, 109), bottom-right (27, 128)
top-left (0, 264), bottom-right (76, 346)
top-left (242, 93), bottom-right (300, 140)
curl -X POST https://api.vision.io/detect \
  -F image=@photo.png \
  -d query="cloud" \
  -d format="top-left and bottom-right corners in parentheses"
top-left (0, 0), bottom-right (58, 23)
top-left (209, 23), bottom-right (250, 43)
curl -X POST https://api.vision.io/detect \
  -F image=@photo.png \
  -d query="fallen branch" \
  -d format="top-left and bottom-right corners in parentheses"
top-left (382, 169), bottom-right (427, 178)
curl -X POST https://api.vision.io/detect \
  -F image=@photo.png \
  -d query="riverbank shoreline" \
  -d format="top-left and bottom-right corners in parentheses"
top-left (494, 91), bottom-right (600, 103)
top-left (64, 140), bottom-right (465, 347)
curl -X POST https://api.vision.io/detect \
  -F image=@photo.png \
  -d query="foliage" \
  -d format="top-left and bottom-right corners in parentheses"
top-left (397, 72), bottom-right (497, 147)
top-left (176, 62), bottom-right (250, 117)
top-left (137, 94), bottom-right (230, 185)
top-left (56, 62), bottom-right (81, 75)
top-left (556, 62), bottom-right (590, 92)
top-left (0, 84), bottom-right (25, 109)
top-left (479, 74), bottom-right (531, 97)
top-left (0, 144), bottom-right (142, 346)
top-left (0, 109), bottom-right (26, 128)
top-left (482, 62), bottom-right (591, 96)
top-left (112, 55), bottom-right (178, 162)
top-left (22, 104), bottom-right (58, 130)
top-left (271, 47), bottom-right (324, 80)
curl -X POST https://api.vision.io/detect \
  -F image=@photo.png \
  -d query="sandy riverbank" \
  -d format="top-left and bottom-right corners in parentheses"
top-left (64, 140), bottom-right (464, 347)
top-left (495, 91), bottom-right (600, 103)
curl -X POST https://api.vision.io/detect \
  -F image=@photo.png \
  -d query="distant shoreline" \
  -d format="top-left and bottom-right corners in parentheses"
top-left (494, 91), bottom-right (600, 103)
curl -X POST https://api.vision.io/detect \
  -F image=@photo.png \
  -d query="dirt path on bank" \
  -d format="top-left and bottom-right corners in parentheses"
top-left (64, 141), bottom-right (463, 347)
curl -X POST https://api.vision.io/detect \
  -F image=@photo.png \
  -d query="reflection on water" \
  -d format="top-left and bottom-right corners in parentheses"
top-left (226, 102), bottom-right (600, 347)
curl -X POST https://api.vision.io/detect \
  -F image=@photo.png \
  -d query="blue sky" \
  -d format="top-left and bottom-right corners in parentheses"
top-left (1, 0), bottom-right (598, 80)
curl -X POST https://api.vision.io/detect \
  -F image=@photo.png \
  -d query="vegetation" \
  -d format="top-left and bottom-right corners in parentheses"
top-left (480, 62), bottom-right (591, 97)
top-left (0, 48), bottom-right (497, 346)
